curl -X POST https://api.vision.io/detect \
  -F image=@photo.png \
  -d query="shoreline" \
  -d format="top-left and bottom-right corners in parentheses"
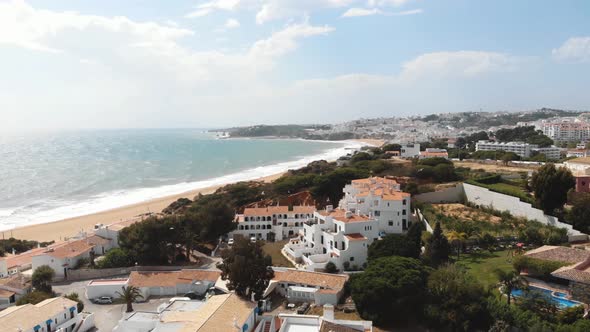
top-left (6, 138), bottom-right (380, 242)
top-left (7, 172), bottom-right (285, 242)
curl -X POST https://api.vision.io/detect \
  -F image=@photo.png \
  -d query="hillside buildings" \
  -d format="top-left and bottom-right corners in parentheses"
top-left (230, 205), bottom-right (316, 242)
top-left (400, 143), bottom-right (420, 158)
top-left (541, 120), bottom-right (590, 141)
top-left (284, 177), bottom-right (410, 271)
top-left (0, 274), bottom-right (31, 310)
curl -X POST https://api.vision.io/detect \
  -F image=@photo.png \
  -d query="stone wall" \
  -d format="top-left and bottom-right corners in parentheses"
top-left (59, 264), bottom-right (203, 282)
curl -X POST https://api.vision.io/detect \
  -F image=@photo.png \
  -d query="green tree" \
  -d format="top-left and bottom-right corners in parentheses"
top-left (447, 230), bottom-right (467, 261)
top-left (424, 222), bottom-right (450, 266)
top-left (368, 233), bottom-right (420, 260)
top-left (65, 292), bottom-right (85, 312)
top-left (530, 164), bottom-right (575, 214)
top-left (350, 256), bottom-right (431, 325)
top-left (16, 291), bottom-right (53, 305)
top-left (217, 237), bottom-right (274, 300)
top-left (324, 262), bottom-right (338, 274)
top-left (425, 264), bottom-right (490, 331)
top-left (495, 269), bottom-right (528, 305)
top-left (116, 286), bottom-right (144, 313)
top-left (567, 194), bottom-right (590, 233)
top-left (32, 265), bottom-right (55, 293)
top-left (97, 248), bottom-right (133, 268)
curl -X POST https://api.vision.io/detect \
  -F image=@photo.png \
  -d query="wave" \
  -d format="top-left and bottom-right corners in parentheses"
top-left (0, 140), bottom-right (363, 231)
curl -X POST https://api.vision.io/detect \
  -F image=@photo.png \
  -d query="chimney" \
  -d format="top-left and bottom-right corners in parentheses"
top-left (345, 211), bottom-right (353, 219)
top-left (323, 304), bottom-right (334, 321)
top-left (326, 205), bottom-right (334, 213)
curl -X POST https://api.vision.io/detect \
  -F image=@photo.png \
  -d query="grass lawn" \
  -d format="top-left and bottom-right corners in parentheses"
top-left (456, 249), bottom-right (515, 288)
top-left (262, 239), bottom-right (294, 268)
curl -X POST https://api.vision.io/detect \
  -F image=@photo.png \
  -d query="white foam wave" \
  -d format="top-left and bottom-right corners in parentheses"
top-left (0, 140), bottom-right (363, 231)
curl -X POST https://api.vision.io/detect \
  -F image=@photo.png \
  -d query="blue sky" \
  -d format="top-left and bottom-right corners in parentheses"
top-left (1, 0), bottom-right (589, 129)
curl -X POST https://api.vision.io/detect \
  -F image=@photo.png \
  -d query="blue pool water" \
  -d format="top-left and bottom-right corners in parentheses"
top-left (511, 286), bottom-right (583, 309)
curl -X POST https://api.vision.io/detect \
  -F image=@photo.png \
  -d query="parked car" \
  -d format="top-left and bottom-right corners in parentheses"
top-left (250, 237), bottom-right (257, 243)
top-left (296, 303), bottom-right (309, 314)
top-left (93, 296), bottom-right (113, 304)
top-left (228, 238), bottom-right (234, 246)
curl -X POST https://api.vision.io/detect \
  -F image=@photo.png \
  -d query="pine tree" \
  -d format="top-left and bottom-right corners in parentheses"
top-left (425, 222), bottom-right (450, 266)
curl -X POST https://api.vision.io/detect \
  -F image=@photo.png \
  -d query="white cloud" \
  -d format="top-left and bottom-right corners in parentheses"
top-left (341, 7), bottom-right (421, 17)
top-left (342, 7), bottom-right (381, 17)
top-left (552, 37), bottom-right (590, 63)
top-left (367, 0), bottom-right (411, 6)
top-left (400, 51), bottom-right (523, 80)
top-left (224, 18), bottom-right (241, 29)
top-left (185, 0), bottom-right (242, 18)
top-left (256, 0), bottom-right (355, 24)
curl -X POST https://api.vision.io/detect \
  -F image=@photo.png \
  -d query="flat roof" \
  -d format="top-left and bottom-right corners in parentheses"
top-left (88, 278), bottom-right (129, 286)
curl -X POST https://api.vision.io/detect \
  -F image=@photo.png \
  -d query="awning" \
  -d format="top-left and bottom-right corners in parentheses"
top-left (34, 325), bottom-right (41, 331)
top-left (69, 306), bottom-right (77, 312)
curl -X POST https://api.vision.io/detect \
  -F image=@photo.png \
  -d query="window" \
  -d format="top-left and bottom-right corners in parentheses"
top-left (374, 210), bottom-right (380, 216)
top-left (321, 235), bottom-right (324, 244)
top-left (402, 209), bottom-right (407, 215)
top-left (403, 199), bottom-right (407, 205)
top-left (342, 241), bottom-right (345, 250)
top-left (350, 257), bottom-right (354, 261)
top-left (388, 221), bottom-right (393, 226)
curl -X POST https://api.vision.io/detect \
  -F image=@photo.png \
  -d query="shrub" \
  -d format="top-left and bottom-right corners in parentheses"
top-left (324, 262), bottom-right (338, 274)
top-left (97, 248), bottom-right (133, 269)
top-left (513, 256), bottom-right (567, 278)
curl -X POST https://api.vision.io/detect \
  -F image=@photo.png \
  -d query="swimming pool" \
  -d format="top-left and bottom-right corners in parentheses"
top-left (511, 286), bottom-right (583, 309)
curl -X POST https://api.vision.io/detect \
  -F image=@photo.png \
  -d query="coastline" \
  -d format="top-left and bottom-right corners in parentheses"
top-left (7, 172), bottom-right (285, 242)
top-left (6, 138), bottom-right (380, 242)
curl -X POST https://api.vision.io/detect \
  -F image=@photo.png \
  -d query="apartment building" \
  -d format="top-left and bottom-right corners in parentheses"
top-left (230, 205), bottom-right (316, 241)
top-left (419, 148), bottom-right (449, 159)
top-left (339, 177), bottom-right (410, 233)
top-left (541, 121), bottom-right (590, 141)
top-left (400, 143), bottom-right (421, 158)
top-left (475, 141), bottom-right (536, 158)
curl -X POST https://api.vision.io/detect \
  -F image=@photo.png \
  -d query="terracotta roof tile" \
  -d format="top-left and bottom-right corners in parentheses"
top-left (243, 206), bottom-right (316, 216)
top-left (129, 270), bottom-right (221, 288)
top-left (272, 269), bottom-right (348, 293)
top-left (319, 209), bottom-right (373, 223)
top-left (345, 233), bottom-right (367, 241)
top-left (524, 246), bottom-right (590, 264)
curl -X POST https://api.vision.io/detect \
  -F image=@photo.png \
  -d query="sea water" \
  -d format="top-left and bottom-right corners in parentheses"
top-left (0, 129), bottom-right (359, 231)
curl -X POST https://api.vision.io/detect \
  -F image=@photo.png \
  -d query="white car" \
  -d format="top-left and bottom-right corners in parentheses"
top-left (250, 237), bottom-right (257, 243)
top-left (228, 238), bottom-right (234, 246)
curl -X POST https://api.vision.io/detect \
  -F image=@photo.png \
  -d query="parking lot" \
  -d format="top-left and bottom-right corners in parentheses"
top-left (53, 280), bottom-right (173, 332)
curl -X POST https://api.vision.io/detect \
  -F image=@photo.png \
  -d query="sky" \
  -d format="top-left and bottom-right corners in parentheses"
top-left (1, 0), bottom-right (589, 130)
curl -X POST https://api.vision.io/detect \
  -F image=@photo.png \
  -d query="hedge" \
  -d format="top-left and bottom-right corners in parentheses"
top-left (513, 256), bottom-right (568, 278)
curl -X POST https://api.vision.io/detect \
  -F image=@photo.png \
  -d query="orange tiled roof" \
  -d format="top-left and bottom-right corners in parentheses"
top-left (272, 269), bottom-right (348, 292)
top-left (129, 270), bottom-right (221, 288)
top-left (1, 247), bottom-right (47, 269)
top-left (319, 209), bottom-right (372, 223)
top-left (37, 239), bottom-right (94, 259)
top-left (524, 246), bottom-right (590, 264)
top-left (345, 233), bottom-right (367, 241)
top-left (243, 205), bottom-right (316, 216)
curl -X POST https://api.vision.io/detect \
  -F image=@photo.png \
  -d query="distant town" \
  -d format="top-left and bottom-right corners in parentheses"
top-left (3, 108), bottom-right (590, 331)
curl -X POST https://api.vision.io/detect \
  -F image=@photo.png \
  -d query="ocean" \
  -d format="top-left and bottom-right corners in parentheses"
top-left (0, 129), bottom-right (359, 231)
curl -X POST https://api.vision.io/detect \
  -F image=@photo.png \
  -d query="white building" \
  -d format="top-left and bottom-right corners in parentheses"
top-left (258, 305), bottom-right (372, 332)
top-left (0, 274), bottom-right (31, 310)
top-left (476, 140), bottom-right (537, 158)
top-left (0, 247), bottom-right (47, 278)
top-left (0, 297), bottom-right (94, 332)
top-left (230, 205), bottom-right (316, 241)
top-left (534, 146), bottom-right (562, 160)
top-left (112, 293), bottom-right (256, 332)
top-left (339, 177), bottom-right (411, 233)
top-left (31, 239), bottom-right (96, 279)
top-left (541, 121), bottom-right (590, 141)
top-left (567, 149), bottom-right (590, 158)
top-left (284, 208), bottom-right (378, 271)
top-left (86, 269), bottom-right (221, 300)
top-left (262, 268), bottom-right (348, 306)
top-left (400, 143), bottom-right (420, 158)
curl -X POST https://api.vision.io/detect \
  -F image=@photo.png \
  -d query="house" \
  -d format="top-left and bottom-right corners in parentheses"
top-left (0, 274), bottom-right (32, 310)
top-left (94, 215), bottom-right (145, 250)
top-left (86, 269), bottom-right (221, 300)
top-left (0, 247), bottom-right (47, 277)
top-left (566, 149), bottom-right (590, 158)
top-left (262, 268), bottom-right (349, 305)
top-left (258, 304), bottom-right (372, 332)
top-left (284, 207), bottom-right (378, 271)
top-left (476, 140), bottom-right (536, 158)
top-left (400, 143), bottom-right (420, 158)
top-left (31, 239), bottom-right (95, 279)
top-left (0, 296), bottom-right (94, 332)
top-left (112, 293), bottom-right (257, 332)
top-left (230, 205), bottom-right (316, 241)
top-left (523, 246), bottom-right (590, 304)
top-left (419, 148), bottom-right (449, 159)
top-left (339, 177), bottom-right (411, 233)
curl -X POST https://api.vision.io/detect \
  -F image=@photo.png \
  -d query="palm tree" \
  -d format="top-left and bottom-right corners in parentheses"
top-left (447, 231), bottom-right (467, 261)
top-left (495, 269), bottom-right (528, 305)
top-left (116, 286), bottom-right (144, 313)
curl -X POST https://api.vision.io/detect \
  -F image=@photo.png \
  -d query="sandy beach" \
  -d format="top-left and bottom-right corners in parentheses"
top-left (8, 172), bottom-right (285, 242)
top-left (7, 138), bottom-right (380, 242)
